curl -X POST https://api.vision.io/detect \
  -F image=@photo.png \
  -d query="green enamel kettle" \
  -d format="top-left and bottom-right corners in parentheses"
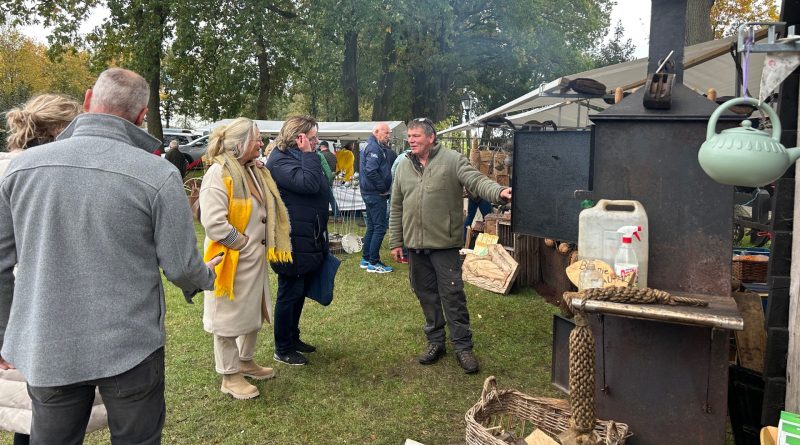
top-left (698, 97), bottom-right (800, 187)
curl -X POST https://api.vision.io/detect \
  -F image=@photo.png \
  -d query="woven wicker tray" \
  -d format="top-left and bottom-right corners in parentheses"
top-left (465, 376), bottom-right (630, 445)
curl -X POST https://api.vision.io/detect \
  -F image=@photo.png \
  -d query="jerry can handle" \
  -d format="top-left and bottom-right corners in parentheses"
top-left (597, 199), bottom-right (641, 212)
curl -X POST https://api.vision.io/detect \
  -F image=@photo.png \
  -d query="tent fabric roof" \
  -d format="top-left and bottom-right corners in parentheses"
top-left (199, 120), bottom-right (407, 141)
top-left (440, 34), bottom-right (765, 135)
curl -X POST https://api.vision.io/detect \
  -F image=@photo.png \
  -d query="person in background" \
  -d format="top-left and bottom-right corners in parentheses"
top-left (335, 141), bottom-right (355, 181)
top-left (0, 68), bottom-right (220, 443)
top-left (165, 138), bottom-right (188, 179)
top-left (266, 116), bottom-right (330, 366)
top-left (319, 141), bottom-right (340, 222)
top-left (199, 117), bottom-right (292, 400)
top-left (389, 117), bottom-right (512, 374)
top-left (316, 141), bottom-right (339, 221)
top-left (358, 122), bottom-right (394, 273)
top-left (0, 94), bottom-right (81, 175)
top-left (319, 141), bottom-right (337, 174)
top-left (463, 190), bottom-right (493, 244)
top-left (0, 94), bottom-right (102, 445)
top-left (390, 148), bottom-right (411, 264)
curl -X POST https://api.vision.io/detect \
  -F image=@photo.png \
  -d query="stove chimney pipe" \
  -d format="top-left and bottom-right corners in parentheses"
top-left (647, 0), bottom-right (687, 84)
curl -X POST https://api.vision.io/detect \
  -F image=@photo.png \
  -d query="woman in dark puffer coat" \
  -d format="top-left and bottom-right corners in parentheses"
top-left (265, 115), bottom-right (331, 366)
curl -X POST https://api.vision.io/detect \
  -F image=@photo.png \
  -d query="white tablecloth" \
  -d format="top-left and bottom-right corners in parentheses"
top-left (332, 185), bottom-right (365, 211)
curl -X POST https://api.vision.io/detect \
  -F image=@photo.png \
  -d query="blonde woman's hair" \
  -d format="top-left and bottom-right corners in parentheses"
top-left (274, 115), bottom-right (317, 152)
top-left (4, 93), bottom-right (82, 151)
top-left (206, 117), bottom-right (260, 161)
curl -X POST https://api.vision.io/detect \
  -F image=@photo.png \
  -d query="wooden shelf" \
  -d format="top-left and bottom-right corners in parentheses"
top-left (570, 292), bottom-right (743, 331)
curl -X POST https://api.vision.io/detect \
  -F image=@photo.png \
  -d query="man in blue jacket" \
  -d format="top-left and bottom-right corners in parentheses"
top-left (359, 123), bottom-right (394, 273)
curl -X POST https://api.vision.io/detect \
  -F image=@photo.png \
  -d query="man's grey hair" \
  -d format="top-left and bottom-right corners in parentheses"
top-left (91, 68), bottom-right (149, 122)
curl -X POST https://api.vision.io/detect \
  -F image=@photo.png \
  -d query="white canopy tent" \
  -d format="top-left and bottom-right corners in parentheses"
top-left (440, 33), bottom-right (766, 135)
top-left (199, 120), bottom-right (408, 145)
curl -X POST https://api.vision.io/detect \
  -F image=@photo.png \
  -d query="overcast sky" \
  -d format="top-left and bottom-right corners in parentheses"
top-left (609, 0), bottom-right (651, 59)
top-left (20, 1), bottom-right (653, 59)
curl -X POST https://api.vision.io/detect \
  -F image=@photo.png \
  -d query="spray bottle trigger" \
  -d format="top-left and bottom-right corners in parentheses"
top-left (634, 231), bottom-right (641, 242)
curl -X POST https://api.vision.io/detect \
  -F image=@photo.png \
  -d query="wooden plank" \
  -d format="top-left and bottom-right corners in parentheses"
top-left (786, 128), bottom-right (800, 412)
top-left (732, 292), bottom-right (767, 373)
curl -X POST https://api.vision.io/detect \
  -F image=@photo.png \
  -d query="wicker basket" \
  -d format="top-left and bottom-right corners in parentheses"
top-left (466, 376), bottom-right (630, 445)
top-left (732, 255), bottom-right (769, 283)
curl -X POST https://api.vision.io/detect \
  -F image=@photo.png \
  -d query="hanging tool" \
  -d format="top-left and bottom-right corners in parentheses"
top-left (643, 50), bottom-right (676, 110)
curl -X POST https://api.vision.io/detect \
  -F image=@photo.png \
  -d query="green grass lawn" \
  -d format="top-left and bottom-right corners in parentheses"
top-left (4, 222), bottom-right (559, 445)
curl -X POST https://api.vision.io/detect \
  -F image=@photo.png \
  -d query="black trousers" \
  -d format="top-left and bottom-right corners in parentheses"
top-left (408, 248), bottom-right (473, 352)
top-left (274, 273), bottom-right (308, 354)
top-left (27, 348), bottom-right (165, 445)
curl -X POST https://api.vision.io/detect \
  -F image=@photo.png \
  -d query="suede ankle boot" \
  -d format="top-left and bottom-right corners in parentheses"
top-left (239, 360), bottom-right (276, 380)
top-left (221, 373), bottom-right (259, 399)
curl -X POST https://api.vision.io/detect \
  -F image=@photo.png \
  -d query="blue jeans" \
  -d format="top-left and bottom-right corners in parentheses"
top-left (362, 194), bottom-right (389, 264)
top-left (28, 348), bottom-right (165, 445)
top-left (464, 198), bottom-right (493, 240)
top-left (329, 191), bottom-right (340, 219)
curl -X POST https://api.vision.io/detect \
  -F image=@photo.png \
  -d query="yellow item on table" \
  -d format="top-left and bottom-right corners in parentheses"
top-left (336, 149), bottom-right (354, 181)
top-left (473, 233), bottom-right (498, 256)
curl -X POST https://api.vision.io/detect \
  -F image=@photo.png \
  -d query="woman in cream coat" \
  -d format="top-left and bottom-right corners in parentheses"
top-left (199, 117), bottom-right (292, 400)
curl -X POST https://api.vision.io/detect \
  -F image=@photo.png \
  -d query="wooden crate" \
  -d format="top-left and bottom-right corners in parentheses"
top-left (498, 220), bottom-right (540, 288)
top-left (479, 151), bottom-right (494, 175)
top-left (494, 174), bottom-right (510, 187)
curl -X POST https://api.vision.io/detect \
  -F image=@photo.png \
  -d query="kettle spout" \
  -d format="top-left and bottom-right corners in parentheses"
top-left (788, 147), bottom-right (800, 165)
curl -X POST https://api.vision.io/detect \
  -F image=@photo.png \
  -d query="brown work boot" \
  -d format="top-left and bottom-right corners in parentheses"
top-left (418, 343), bottom-right (446, 365)
top-left (239, 360), bottom-right (276, 380)
top-left (221, 373), bottom-right (259, 399)
top-left (455, 350), bottom-right (479, 374)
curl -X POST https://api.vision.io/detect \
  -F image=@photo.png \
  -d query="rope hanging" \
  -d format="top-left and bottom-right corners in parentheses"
top-left (558, 286), bottom-right (708, 445)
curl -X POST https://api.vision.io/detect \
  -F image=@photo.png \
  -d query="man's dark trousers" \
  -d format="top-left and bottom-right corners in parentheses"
top-left (362, 194), bottom-right (389, 264)
top-left (27, 348), bottom-right (165, 445)
top-left (408, 248), bottom-right (473, 351)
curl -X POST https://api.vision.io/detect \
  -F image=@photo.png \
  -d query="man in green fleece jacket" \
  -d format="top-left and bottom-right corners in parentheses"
top-left (389, 118), bottom-right (512, 374)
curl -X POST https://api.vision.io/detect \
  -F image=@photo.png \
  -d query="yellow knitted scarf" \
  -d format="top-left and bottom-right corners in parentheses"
top-left (204, 152), bottom-right (292, 300)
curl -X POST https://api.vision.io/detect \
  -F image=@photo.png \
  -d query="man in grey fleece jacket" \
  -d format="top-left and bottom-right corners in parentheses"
top-left (0, 68), bottom-right (220, 444)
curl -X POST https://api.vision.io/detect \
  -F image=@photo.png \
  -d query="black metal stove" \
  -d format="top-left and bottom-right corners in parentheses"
top-left (577, 1), bottom-right (744, 444)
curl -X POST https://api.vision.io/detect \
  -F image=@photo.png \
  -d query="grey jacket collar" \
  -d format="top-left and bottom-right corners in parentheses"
top-left (58, 113), bottom-right (162, 153)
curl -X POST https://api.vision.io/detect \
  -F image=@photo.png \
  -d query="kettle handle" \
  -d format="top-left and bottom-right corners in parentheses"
top-left (707, 97), bottom-right (782, 142)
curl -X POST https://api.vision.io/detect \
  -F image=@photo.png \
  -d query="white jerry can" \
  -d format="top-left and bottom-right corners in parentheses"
top-left (578, 199), bottom-right (649, 287)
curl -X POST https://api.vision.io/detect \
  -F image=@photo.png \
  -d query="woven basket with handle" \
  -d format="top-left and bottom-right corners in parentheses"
top-left (465, 376), bottom-right (629, 445)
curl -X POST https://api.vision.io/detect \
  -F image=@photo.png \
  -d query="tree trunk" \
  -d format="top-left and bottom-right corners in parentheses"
top-left (138, 1), bottom-right (168, 139)
top-left (255, 38), bottom-right (271, 120)
top-left (685, 0), bottom-right (714, 45)
top-left (309, 90), bottom-right (318, 118)
top-left (371, 27), bottom-right (396, 121)
top-left (341, 29), bottom-right (359, 121)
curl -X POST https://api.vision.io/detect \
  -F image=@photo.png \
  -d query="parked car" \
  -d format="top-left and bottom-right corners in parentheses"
top-left (162, 129), bottom-right (199, 148)
top-left (179, 134), bottom-right (209, 169)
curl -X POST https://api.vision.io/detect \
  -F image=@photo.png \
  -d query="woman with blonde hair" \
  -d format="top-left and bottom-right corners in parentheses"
top-left (1, 93), bottom-right (82, 175)
top-left (0, 93), bottom-right (107, 445)
top-left (266, 115), bottom-right (330, 366)
top-left (199, 117), bottom-right (293, 399)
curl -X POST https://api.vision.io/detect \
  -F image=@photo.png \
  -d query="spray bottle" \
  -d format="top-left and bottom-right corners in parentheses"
top-left (614, 225), bottom-right (642, 286)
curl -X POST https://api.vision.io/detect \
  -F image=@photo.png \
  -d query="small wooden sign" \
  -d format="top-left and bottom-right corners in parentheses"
top-left (565, 259), bottom-right (633, 288)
